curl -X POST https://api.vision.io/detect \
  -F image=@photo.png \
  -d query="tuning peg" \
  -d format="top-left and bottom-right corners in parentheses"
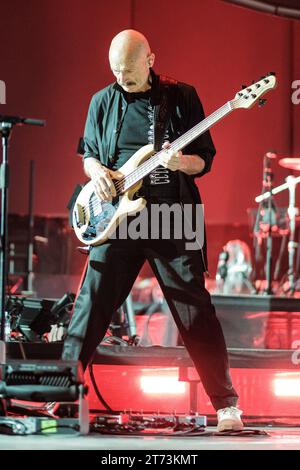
top-left (241, 85), bottom-right (247, 89)
top-left (259, 98), bottom-right (267, 107)
top-left (269, 71), bottom-right (276, 76)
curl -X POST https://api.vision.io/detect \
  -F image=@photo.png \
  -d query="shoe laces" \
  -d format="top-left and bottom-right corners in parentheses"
top-left (217, 406), bottom-right (242, 418)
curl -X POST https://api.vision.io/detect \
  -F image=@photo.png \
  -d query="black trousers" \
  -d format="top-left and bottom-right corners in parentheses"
top-left (62, 205), bottom-right (238, 411)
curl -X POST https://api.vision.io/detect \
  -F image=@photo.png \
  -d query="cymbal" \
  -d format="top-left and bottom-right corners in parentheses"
top-left (279, 158), bottom-right (300, 171)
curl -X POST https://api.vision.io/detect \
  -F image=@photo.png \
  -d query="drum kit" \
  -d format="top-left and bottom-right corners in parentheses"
top-left (255, 156), bottom-right (300, 296)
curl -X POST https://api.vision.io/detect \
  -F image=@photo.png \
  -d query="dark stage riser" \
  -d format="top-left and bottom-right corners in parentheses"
top-left (6, 293), bottom-right (300, 353)
top-left (5, 343), bottom-right (300, 370)
top-left (5, 294), bottom-right (300, 419)
top-left (212, 294), bottom-right (300, 350)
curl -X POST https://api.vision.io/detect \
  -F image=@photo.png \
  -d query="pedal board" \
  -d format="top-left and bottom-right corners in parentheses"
top-left (0, 416), bottom-right (82, 435)
top-left (91, 412), bottom-right (207, 432)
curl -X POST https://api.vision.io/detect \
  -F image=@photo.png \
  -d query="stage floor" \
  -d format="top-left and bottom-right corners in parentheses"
top-left (0, 427), bottom-right (300, 451)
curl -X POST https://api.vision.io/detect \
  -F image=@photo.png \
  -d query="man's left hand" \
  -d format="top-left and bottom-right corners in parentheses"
top-left (159, 141), bottom-right (182, 171)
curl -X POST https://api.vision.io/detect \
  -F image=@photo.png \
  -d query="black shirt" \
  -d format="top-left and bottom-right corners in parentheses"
top-left (114, 89), bottom-right (153, 169)
top-left (83, 70), bottom-right (216, 179)
top-left (114, 88), bottom-right (179, 198)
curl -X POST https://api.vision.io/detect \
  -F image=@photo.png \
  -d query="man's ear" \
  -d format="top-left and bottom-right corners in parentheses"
top-left (148, 53), bottom-right (155, 68)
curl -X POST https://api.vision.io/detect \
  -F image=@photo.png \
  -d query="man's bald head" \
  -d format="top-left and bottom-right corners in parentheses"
top-left (109, 30), bottom-right (155, 93)
top-left (109, 30), bottom-right (151, 62)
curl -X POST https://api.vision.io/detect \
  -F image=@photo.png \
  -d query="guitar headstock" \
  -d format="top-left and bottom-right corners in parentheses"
top-left (231, 73), bottom-right (277, 110)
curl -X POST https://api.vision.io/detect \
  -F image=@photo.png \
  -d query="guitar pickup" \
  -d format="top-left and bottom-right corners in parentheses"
top-left (149, 168), bottom-right (170, 185)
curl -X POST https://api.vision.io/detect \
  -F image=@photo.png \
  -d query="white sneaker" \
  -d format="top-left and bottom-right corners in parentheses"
top-left (217, 406), bottom-right (244, 432)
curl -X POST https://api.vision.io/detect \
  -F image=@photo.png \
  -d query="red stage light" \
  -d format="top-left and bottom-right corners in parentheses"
top-left (140, 371), bottom-right (186, 395)
top-left (273, 373), bottom-right (300, 397)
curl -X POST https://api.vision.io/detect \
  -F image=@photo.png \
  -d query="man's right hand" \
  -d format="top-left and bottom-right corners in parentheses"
top-left (84, 158), bottom-right (117, 201)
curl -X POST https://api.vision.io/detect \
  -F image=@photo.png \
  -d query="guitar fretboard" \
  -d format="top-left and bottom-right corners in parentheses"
top-left (115, 100), bottom-right (233, 195)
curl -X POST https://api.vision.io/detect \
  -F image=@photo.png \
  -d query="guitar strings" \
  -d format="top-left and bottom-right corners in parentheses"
top-left (113, 101), bottom-right (233, 193)
top-left (78, 80), bottom-right (272, 219)
top-left (82, 96), bottom-right (250, 214)
top-left (113, 101), bottom-right (232, 193)
top-left (83, 101), bottom-right (235, 215)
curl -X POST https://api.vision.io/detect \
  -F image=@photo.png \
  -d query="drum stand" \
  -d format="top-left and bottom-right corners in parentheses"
top-left (256, 175), bottom-right (300, 296)
top-left (286, 177), bottom-right (298, 295)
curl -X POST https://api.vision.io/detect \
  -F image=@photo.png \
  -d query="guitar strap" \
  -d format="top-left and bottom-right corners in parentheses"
top-left (153, 75), bottom-right (178, 152)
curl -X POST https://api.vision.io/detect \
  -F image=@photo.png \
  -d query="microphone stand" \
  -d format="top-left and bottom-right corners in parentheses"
top-left (264, 156), bottom-right (274, 294)
top-left (256, 175), bottom-right (300, 297)
top-left (286, 176), bottom-right (298, 296)
top-left (256, 152), bottom-right (277, 295)
top-left (0, 115), bottom-right (45, 363)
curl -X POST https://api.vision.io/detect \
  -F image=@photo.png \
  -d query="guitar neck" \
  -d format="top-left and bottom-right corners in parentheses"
top-left (120, 100), bottom-right (233, 193)
top-left (170, 101), bottom-right (233, 153)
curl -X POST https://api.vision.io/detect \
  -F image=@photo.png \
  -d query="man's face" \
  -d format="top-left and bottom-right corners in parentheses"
top-left (109, 51), bottom-right (153, 93)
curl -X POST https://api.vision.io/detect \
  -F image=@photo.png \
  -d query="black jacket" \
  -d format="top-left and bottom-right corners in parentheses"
top-left (82, 70), bottom-right (216, 269)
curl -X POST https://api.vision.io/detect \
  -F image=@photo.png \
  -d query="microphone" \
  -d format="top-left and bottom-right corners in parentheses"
top-left (23, 118), bottom-right (45, 127)
top-left (0, 114), bottom-right (45, 127)
top-left (263, 150), bottom-right (277, 188)
top-left (265, 151), bottom-right (277, 160)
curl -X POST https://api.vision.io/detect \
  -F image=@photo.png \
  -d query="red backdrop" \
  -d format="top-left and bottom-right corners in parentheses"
top-left (1, 0), bottom-right (299, 224)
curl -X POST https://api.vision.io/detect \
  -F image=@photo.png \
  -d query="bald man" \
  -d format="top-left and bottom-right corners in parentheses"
top-left (62, 30), bottom-right (243, 432)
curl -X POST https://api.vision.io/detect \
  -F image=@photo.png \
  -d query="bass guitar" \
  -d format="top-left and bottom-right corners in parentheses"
top-left (72, 73), bottom-right (277, 246)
